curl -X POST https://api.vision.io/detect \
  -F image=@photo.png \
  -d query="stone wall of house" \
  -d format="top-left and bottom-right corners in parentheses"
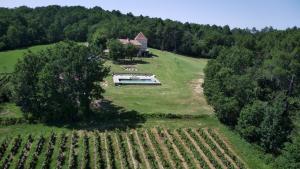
top-left (136, 39), bottom-right (147, 52)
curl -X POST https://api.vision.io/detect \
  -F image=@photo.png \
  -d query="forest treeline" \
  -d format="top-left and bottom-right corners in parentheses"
top-left (203, 20), bottom-right (300, 168)
top-left (1, 5), bottom-right (297, 59)
top-left (1, 5), bottom-right (300, 168)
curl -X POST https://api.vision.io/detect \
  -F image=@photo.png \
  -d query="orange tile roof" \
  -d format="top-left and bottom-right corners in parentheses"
top-left (134, 32), bottom-right (147, 40)
top-left (119, 39), bottom-right (142, 46)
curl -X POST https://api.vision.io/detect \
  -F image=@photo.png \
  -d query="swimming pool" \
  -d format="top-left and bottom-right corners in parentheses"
top-left (113, 73), bottom-right (161, 85)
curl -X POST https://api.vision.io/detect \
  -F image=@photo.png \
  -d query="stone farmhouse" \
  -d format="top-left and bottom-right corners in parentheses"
top-left (119, 32), bottom-right (148, 55)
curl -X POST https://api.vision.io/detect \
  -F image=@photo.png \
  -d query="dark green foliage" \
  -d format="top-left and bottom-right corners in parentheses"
top-left (125, 44), bottom-right (139, 60)
top-left (204, 46), bottom-right (256, 126)
top-left (274, 135), bottom-right (300, 169)
top-left (11, 52), bottom-right (47, 119)
top-left (107, 39), bottom-right (125, 61)
top-left (11, 41), bottom-right (109, 122)
top-left (0, 5), bottom-right (278, 59)
top-left (106, 39), bottom-right (139, 62)
top-left (88, 28), bottom-right (110, 55)
top-left (204, 28), bottom-right (300, 155)
top-left (237, 101), bottom-right (266, 142)
top-left (259, 94), bottom-right (293, 152)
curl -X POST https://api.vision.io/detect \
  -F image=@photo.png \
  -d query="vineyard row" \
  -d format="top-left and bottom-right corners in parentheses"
top-left (0, 128), bottom-right (246, 169)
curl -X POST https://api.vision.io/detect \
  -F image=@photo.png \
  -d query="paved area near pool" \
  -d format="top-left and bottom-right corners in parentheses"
top-left (113, 73), bottom-right (161, 85)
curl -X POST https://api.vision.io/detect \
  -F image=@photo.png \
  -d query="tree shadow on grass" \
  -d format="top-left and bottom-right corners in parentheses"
top-left (45, 100), bottom-right (146, 131)
top-left (149, 53), bottom-right (159, 57)
top-left (0, 105), bottom-right (3, 114)
top-left (114, 59), bottom-right (149, 65)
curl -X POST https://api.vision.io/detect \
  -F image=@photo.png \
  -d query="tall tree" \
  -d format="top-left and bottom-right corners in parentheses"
top-left (107, 39), bottom-right (125, 62)
top-left (12, 51), bottom-right (47, 119)
top-left (12, 41), bottom-right (109, 121)
top-left (125, 44), bottom-right (139, 61)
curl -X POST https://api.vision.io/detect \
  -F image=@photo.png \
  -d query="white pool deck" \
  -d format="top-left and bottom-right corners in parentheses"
top-left (113, 73), bottom-right (161, 85)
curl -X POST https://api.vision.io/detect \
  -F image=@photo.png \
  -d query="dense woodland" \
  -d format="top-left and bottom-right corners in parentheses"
top-left (203, 22), bottom-right (300, 168)
top-left (0, 5), bottom-right (285, 59)
top-left (0, 5), bottom-right (300, 168)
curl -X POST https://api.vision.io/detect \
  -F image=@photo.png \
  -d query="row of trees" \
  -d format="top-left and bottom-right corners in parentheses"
top-left (1, 6), bottom-right (295, 59)
top-left (203, 26), bottom-right (300, 168)
top-left (11, 41), bottom-right (109, 122)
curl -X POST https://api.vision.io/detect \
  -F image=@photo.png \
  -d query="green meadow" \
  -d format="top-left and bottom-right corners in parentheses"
top-left (0, 44), bottom-right (55, 73)
top-left (104, 48), bottom-right (212, 115)
top-left (0, 44), bottom-right (273, 169)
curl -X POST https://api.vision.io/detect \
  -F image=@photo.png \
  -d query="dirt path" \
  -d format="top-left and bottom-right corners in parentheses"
top-left (213, 129), bottom-right (246, 166)
top-left (68, 132), bottom-right (77, 169)
top-left (100, 80), bottom-right (108, 88)
top-left (125, 133), bottom-right (138, 169)
top-left (190, 75), bottom-right (214, 113)
top-left (182, 129), bottom-right (216, 169)
top-left (163, 129), bottom-right (190, 169)
top-left (93, 134), bottom-right (98, 169)
top-left (17, 138), bottom-right (34, 169)
top-left (173, 130), bottom-right (202, 169)
top-left (114, 133), bottom-right (124, 169)
top-left (144, 130), bottom-right (164, 169)
top-left (152, 128), bottom-right (176, 169)
top-left (205, 129), bottom-right (242, 169)
top-left (133, 130), bottom-right (152, 169)
top-left (191, 76), bottom-right (204, 95)
top-left (103, 132), bottom-right (111, 169)
top-left (191, 129), bottom-right (228, 169)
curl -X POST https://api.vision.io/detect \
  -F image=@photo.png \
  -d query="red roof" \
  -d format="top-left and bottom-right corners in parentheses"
top-left (134, 32), bottom-right (147, 40)
top-left (119, 39), bottom-right (142, 46)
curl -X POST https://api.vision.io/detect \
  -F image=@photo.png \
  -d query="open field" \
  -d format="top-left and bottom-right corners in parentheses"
top-left (0, 44), bottom-right (273, 169)
top-left (0, 44), bottom-right (55, 73)
top-left (0, 128), bottom-right (247, 169)
top-left (104, 48), bottom-right (212, 115)
top-left (0, 45), bottom-right (212, 116)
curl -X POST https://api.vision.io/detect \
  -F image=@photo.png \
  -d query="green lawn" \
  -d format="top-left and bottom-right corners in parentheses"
top-left (0, 44), bottom-right (273, 169)
top-left (0, 103), bottom-right (23, 118)
top-left (1, 46), bottom-right (212, 116)
top-left (0, 44), bottom-right (55, 73)
top-left (104, 48), bottom-right (212, 115)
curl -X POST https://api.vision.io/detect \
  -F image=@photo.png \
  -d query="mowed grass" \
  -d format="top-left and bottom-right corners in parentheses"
top-left (0, 45), bottom-right (212, 116)
top-left (0, 44), bottom-right (55, 73)
top-left (0, 44), bottom-right (273, 169)
top-left (104, 48), bottom-right (212, 115)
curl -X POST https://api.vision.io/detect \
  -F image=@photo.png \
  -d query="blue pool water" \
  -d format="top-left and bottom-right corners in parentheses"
top-left (119, 79), bottom-right (155, 83)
